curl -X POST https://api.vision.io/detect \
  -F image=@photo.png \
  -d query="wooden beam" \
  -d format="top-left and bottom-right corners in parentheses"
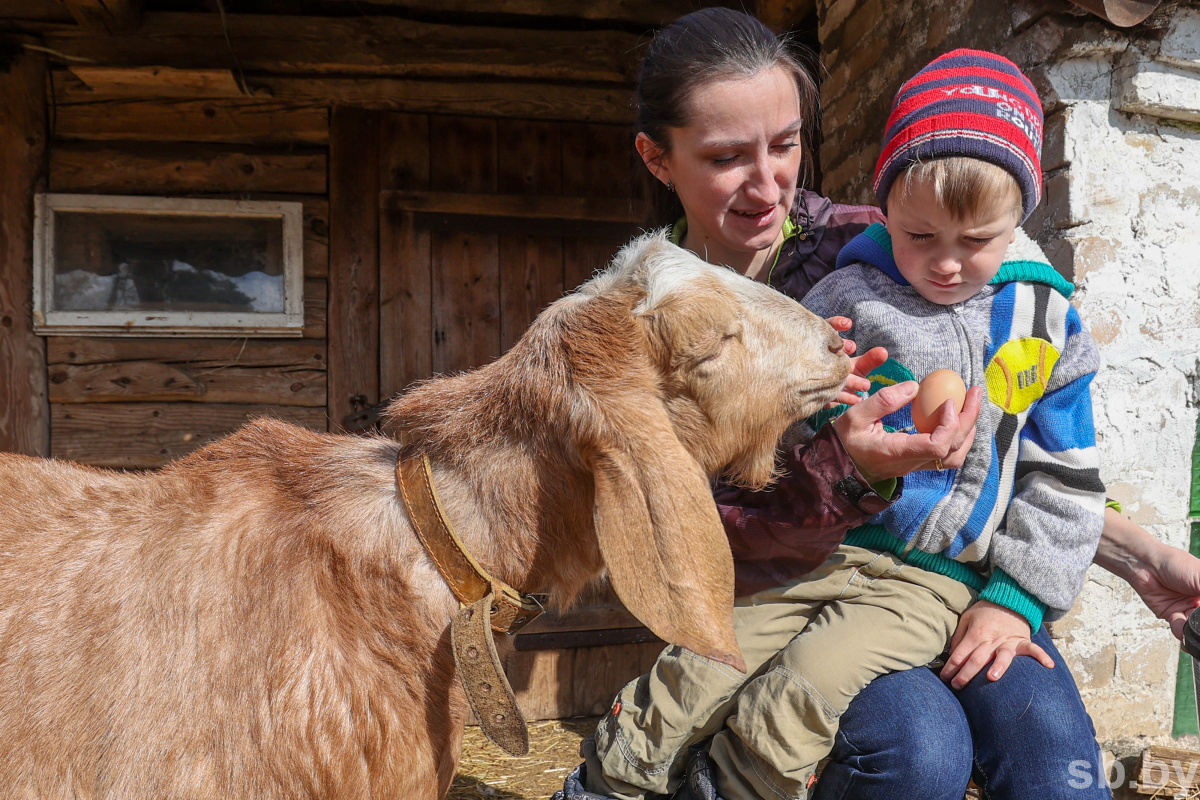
top-left (381, 190), bottom-right (642, 224)
top-left (755, 0), bottom-right (816, 32)
top-left (317, 0), bottom-right (733, 27)
top-left (54, 98), bottom-right (329, 146)
top-left (51, 402), bottom-right (326, 468)
top-left (67, 66), bottom-right (245, 97)
top-left (327, 107), bottom-right (379, 430)
top-left (49, 142), bottom-right (327, 195)
top-left (57, 0), bottom-right (143, 34)
top-left (48, 360), bottom-right (326, 406)
top-left (0, 41), bottom-right (49, 456)
top-left (0, 1), bottom-right (74, 23)
top-left (54, 70), bottom-right (636, 124)
top-left (42, 12), bottom-right (642, 83)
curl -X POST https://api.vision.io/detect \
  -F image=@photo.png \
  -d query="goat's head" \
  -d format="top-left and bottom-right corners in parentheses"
top-left (541, 231), bottom-right (850, 672)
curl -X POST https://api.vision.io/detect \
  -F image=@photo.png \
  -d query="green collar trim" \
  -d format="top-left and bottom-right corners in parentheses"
top-left (670, 215), bottom-right (799, 282)
top-left (992, 260), bottom-right (1074, 299)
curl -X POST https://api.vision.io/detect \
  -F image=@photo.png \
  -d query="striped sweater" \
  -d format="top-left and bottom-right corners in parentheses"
top-left (803, 224), bottom-right (1105, 629)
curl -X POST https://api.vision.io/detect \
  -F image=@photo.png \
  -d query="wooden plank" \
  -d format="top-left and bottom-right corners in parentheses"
top-left (51, 402), bottom-right (326, 468)
top-left (54, 99), bottom-right (329, 146)
top-left (379, 113), bottom-right (431, 398)
top-left (564, 237), bottom-right (623, 292)
top-left (0, 44), bottom-right (49, 456)
top-left (497, 119), bottom-right (562, 197)
top-left (67, 66), bottom-right (243, 97)
top-left (506, 647), bottom-right (576, 722)
top-left (303, 277), bottom-right (326, 340)
top-left (49, 143), bottom-right (327, 195)
top-left (317, 0), bottom-right (726, 26)
top-left (59, 0), bottom-right (142, 34)
top-left (568, 641), bottom-right (664, 717)
top-left (327, 108), bottom-right (380, 430)
top-left (0, 1), bottom-right (74, 22)
top-left (47, 336), bottom-right (325, 368)
top-left (514, 627), bottom-right (661, 651)
top-left (48, 361), bottom-right (326, 406)
top-left (42, 13), bottom-right (641, 83)
top-left (430, 116), bottom-right (499, 375)
top-left (561, 122), bottom-right (638, 200)
top-left (52, 71), bottom-right (636, 124)
top-left (381, 190), bottom-right (640, 224)
top-left (519, 602), bottom-right (643, 636)
top-left (1136, 745), bottom-right (1200, 795)
top-left (431, 229), bottom-right (500, 374)
top-left (498, 235), bottom-right (564, 352)
top-left (302, 198), bottom-right (329, 279)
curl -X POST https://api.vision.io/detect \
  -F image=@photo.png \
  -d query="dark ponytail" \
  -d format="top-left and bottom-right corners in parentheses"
top-left (635, 8), bottom-right (821, 227)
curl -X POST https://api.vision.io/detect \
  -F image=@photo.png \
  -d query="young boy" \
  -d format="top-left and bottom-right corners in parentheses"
top-left (565, 50), bottom-right (1106, 800)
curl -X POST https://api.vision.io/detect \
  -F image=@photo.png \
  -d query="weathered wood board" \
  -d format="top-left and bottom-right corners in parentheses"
top-left (51, 403), bottom-right (327, 468)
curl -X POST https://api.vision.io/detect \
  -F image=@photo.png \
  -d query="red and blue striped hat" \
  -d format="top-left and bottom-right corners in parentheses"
top-left (873, 49), bottom-right (1044, 222)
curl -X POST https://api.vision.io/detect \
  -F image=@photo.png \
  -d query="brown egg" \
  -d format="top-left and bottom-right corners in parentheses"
top-left (912, 369), bottom-right (967, 434)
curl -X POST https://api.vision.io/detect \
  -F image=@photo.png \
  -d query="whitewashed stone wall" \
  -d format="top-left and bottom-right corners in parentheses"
top-left (1028, 8), bottom-right (1200, 749)
top-left (816, 0), bottom-right (1200, 761)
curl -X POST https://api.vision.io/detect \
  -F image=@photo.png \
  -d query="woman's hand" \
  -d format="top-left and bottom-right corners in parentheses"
top-left (940, 601), bottom-right (1054, 689)
top-left (1095, 509), bottom-right (1200, 640)
top-left (830, 381), bottom-right (982, 484)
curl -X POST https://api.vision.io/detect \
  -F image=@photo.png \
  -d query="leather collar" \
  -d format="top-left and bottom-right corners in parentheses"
top-left (395, 454), bottom-right (545, 634)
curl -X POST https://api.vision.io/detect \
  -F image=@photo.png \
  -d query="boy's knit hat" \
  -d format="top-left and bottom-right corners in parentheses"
top-left (873, 49), bottom-right (1044, 222)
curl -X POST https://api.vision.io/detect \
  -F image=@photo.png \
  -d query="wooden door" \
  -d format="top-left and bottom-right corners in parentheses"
top-left (329, 109), bottom-right (665, 718)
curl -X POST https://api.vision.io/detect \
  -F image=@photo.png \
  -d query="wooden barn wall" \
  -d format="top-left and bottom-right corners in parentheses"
top-left (44, 84), bottom-right (331, 468)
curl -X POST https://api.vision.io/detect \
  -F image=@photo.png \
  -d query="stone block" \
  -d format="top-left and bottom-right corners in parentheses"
top-left (1044, 169), bottom-right (1089, 229)
top-left (1077, 643), bottom-right (1117, 690)
top-left (1115, 55), bottom-right (1200, 123)
top-left (1043, 108), bottom-right (1071, 172)
top-left (1117, 640), bottom-right (1173, 687)
top-left (1158, 7), bottom-right (1200, 71)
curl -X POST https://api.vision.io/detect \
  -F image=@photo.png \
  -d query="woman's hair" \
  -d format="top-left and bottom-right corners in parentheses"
top-left (635, 8), bottom-right (822, 226)
top-left (891, 157), bottom-right (1024, 222)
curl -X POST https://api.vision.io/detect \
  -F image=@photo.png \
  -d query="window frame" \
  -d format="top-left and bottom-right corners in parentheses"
top-left (33, 193), bottom-right (305, 337)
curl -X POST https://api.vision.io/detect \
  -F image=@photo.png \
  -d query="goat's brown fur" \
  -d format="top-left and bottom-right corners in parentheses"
top-left (0, 232), bottom-right (849, 799)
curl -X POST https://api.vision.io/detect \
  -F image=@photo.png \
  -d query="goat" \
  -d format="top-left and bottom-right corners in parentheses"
top-left (0, 231), bottom-right (850, 799)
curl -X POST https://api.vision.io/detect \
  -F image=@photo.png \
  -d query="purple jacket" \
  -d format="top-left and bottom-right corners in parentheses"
top-left (716, 190), bottom-right (892, 597)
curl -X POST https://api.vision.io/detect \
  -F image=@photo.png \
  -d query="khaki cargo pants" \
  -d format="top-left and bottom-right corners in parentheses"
top-left (583, 546), bottom-right (976, 800)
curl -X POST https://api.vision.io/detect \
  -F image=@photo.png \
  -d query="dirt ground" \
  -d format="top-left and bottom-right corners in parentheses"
top-left (449, 718), bottom-right (985, 800)
top-left (449, 718), bottom-right (596, 800)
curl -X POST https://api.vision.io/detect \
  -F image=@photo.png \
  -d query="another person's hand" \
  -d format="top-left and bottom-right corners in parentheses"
top-left (940, 601), bottom-right (1054, 689)
top-left (826, 317), bottom-right (887, 406)
top-left (830, 380), bottom-right (982, 484)
top-left (1095, 510), bottom-right (1200, 640)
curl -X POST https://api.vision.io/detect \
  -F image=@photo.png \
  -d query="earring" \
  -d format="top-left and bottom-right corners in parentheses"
top-left (666, 180), bottom-right (675, 193)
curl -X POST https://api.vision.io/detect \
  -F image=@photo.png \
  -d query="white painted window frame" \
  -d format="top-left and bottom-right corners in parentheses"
top-left (33, 193), bottom-right (305, 337)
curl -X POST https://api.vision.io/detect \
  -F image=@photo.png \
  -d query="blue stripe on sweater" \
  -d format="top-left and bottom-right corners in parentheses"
top-left (1019, 371), bottom-right (1097, 453)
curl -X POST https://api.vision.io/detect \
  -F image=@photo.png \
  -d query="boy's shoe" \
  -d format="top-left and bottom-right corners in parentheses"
top-left (671, 746), bottom-right (722, 800)
top-left (552, 762), bottom-right (617, 800)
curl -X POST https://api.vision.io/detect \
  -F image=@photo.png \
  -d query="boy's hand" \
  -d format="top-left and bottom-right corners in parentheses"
top-left (826, 316), bottom-right (888, 406)
top-left (939, 600), bottom-right (1054, 689)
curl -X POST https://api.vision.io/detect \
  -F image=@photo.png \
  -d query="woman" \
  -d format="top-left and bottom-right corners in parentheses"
top-left (558, 8), bottom-right (1199, 800)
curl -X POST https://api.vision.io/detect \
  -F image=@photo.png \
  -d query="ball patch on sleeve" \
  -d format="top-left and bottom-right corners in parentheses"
top-left (985, 337), bottom-right (1059, 414)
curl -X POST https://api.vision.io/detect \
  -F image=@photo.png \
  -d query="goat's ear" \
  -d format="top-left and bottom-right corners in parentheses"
top-left (591, 411), bottom-right (746, 673)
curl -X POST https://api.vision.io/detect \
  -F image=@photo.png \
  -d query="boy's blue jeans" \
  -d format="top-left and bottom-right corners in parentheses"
top-left (814, 627), bottom-right (1112, 800)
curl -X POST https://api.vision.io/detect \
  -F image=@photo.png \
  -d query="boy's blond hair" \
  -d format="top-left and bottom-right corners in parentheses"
top-left (891, 157), bottom-right (1023, 223)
